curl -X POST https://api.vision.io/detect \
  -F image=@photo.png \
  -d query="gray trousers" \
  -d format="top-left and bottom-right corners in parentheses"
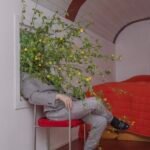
top-left (45, 97), bottom-right (113, 150)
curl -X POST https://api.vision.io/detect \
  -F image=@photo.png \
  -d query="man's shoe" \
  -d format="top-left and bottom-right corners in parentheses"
top-left (110, 117), bottom-right (129, 130)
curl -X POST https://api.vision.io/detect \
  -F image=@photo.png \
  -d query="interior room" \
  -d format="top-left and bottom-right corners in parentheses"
top-left (0, 0), bottom-right (150, 150)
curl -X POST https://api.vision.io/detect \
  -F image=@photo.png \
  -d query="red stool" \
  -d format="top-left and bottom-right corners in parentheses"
top-left (33, 105), bottom-right (85, 150)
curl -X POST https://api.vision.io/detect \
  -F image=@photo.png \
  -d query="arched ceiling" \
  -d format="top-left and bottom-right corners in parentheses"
top-left (34, 0), bottom-right (150, 43)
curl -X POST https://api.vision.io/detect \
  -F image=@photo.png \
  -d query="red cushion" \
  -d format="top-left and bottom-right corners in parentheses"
top-left (80, 76), bottom-right (150, 138)
top-left (38, 117), bottom-right (84, 127)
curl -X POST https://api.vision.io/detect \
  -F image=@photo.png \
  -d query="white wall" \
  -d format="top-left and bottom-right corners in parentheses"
top-left (115, 21), bottom-right (150, 81)
top-left (86, 30), bottom-right (115, 85)
top-left (0, 1), bottom-right (53, 150)
top-left (0, 0), bottom-right (35, 150)
top-left (0, 0), bottom-right (115, 150)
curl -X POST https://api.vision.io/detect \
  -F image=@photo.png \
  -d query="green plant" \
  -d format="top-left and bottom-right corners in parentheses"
top-left (20, 0), bottom-right (117, 99)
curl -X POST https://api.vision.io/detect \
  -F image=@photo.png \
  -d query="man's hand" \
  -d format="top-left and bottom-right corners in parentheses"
top-left (56, 94), bottom-right (72, 110)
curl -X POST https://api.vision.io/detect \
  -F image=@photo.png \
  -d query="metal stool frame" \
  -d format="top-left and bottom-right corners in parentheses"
top-left (33, 105), bottom-right (86, 150)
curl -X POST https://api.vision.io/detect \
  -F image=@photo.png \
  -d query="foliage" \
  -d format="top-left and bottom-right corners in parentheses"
top-left (20, 0), bottom-right (117, 99)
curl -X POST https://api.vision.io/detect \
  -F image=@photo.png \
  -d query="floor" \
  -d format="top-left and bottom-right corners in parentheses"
top-left (57, 139), bottom-right (150, 150)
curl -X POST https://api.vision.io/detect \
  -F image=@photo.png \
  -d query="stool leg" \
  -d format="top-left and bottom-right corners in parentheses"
top-left (47, 128), bottom-right (50, 150)
top-left (68, 109), bottom-right (71, 150)
top-left (83, 124), bottom-right (86, 143)
top-left (34, 105), bottom-right (37, 150)
top-left (34, 126), bottom-right (37, 150)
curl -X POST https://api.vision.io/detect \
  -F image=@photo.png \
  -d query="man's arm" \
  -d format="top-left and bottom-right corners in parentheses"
top-left (21, 73), bottom-right (57, 106)
top-left (21, 73), bottom-right (72, 109)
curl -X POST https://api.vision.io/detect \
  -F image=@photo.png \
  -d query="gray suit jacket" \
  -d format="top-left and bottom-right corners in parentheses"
top-left (20, 72), bottom-right (66, 112)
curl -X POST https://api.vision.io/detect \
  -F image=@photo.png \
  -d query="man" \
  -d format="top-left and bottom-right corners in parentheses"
top-left (21, 72), bottom-right (129, 150)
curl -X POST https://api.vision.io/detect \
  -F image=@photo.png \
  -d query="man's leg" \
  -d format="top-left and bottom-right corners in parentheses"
top-left (45, 100), bottom-right (107, 150)
top-left (45, 97), bottom-right (112, 121)
top-left (83, 97), bottom-right (129, 130)
top-left (46, 97), bottom-right (129, 130)
top-left (84, 97), bottom-right (113, 123)
top-left (82, 115), bottom-right (107, 150)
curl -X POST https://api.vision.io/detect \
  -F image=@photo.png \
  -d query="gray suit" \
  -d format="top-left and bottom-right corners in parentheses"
top-left (21, 73), bottom-right (113, 150)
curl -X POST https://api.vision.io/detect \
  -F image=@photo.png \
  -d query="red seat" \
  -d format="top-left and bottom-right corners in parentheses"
top-left (33, 105), bottom-right (85, 150)
top-left (38, 117), bottom-right (84, 127)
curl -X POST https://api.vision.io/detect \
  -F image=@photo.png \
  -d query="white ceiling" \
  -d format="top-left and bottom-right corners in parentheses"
top-left (35, 0), bottom-right (150, 43)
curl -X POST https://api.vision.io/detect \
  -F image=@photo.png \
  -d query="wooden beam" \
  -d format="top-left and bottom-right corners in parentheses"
top-left (65, 0), bottom-right (86, 21)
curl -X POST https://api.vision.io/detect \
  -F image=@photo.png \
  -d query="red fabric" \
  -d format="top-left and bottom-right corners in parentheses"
top-left (38, 117), bottom-right (84, 127)
top-left (79, 75), bottom-right (150, 138)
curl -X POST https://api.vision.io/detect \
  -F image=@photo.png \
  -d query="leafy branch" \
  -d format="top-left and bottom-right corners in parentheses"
top-left (20, 0), bottom-right (118, 99)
